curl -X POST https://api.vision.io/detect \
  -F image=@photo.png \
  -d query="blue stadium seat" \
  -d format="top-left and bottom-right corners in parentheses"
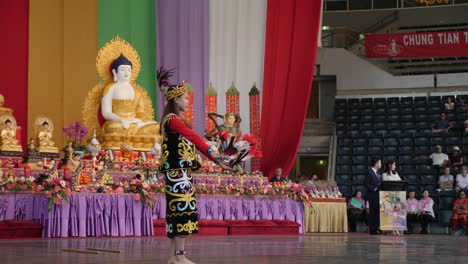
top-left (384, 146), bottom-right (398, 155)
top-left (404, 175), bottom-right (420, 185)
top-left (438, 210), bottom-right (453, 227)
top-left (398, 154), bottom-right (413, 164)
top-left (336, 174), bottom-right (352, 185)
top-left (421, 184), bottom-right (437, 194)
top-left (420, 175), bottom-right (437, 185)
top-left (338, 145), bottom-right (352, 155)
top-left (438, 196), bottom-right (455, 210)
top-left (353, 174), bottom-right (367, 185)
top-left (368, 146), bottom-right (383, 155)
top-left (336, 155), bottom-right (352, 165)
top-left (336, 165), bottom-right (352, 174)
top-left (384, 136), bottom-right (399, 146)
top-left (352, 155), bottom-right (368, 165)
top-left (352, 164), bottom-right (368, 175)
top-left (400, 97), bottom-right (413, 106)
top-left (338, 185), bottom-right (352, 196)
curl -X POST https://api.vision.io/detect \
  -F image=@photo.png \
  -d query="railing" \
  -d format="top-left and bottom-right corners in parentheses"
top-left (323, 0), bottom-right (460, 12)
top-left (327, 124), bottom-right (337, 181)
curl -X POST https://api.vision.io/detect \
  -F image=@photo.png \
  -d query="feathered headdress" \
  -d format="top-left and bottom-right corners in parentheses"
top-left (156, 66), bottom-right (175, 97)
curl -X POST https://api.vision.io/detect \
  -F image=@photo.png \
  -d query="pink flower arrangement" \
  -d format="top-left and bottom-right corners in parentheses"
top-left (124, 179), bottom-right (159, 207)
top-left (32, 174), bottom-right (72, 210)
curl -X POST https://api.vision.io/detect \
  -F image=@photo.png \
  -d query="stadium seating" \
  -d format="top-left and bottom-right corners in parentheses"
top-left (334, 96), bottom-right (467, 230)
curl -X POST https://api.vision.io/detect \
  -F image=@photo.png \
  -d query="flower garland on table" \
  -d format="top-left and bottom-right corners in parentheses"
top-left (32, 174), bottom-right (72, 210)
top-left (193, 181), bottom-right (313, 205)
top-left (0, 173), bottom-right (323, 212)
top-left (122, 180), bottom-right (163, 207)
top-left (0, 176), bottom-right (35, 192)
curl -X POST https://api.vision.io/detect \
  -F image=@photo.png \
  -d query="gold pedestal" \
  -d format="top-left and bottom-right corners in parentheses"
top-left (101, 134), bottom-right (158, 152)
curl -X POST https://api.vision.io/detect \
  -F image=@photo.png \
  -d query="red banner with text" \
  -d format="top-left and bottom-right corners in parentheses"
top-left (365, 31), bottom-right (468, 58)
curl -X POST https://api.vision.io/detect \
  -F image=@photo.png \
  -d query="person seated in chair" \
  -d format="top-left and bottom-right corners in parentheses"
top-left (431, 112), bottom-right (453, 133)
top-left (449, 146), bottom-right (464, 173)
top-left (347, 190), bottom-right (367, 232)
top-left (456, 166), bottom-right (468, 192)
top-left (406, 191), bottom-right (419, 234)
top-left (429, 145), bottom-right (449, 176)
top-left (444, 97), bottom-right (454, 110)
top-left (418, 190), bottom-right (435, 234)
top-left (270, 167), bottom-right (287, 183)
top-left (451, 190), bottom-right (468, 236)
top-left (438, 167), bottom-right (454, 191)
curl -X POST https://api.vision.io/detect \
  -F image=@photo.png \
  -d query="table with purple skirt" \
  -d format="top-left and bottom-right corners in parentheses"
top-left (0, 193), bottom-right (305, 237)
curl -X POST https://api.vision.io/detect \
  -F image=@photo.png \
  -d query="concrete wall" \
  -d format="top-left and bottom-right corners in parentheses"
top-left (316, 48), bottom-right (468, 93)
top-left (323, 4), bottom-right (468, 32)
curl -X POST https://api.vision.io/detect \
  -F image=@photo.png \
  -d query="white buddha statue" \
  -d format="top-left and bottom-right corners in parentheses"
top-left (83, 37), bottom-right (160, 151)
top-left (99, 54), bottom-right (159, 149)
top-left (101, 54), bottom-right (158, 132)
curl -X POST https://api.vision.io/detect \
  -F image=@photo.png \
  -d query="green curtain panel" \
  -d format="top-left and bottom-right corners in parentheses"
top-left (98, 0), bottom-right (157, 117)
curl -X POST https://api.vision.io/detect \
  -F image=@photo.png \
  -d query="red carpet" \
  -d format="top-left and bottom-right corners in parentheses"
top-left (0, 221), bottom-right (42, 239)
top-left (153, 219), bottom-right (300, 236)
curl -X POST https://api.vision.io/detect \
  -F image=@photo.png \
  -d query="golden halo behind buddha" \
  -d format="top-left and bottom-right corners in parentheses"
top-left (0, 114), bottom-right (17, 128)
top-left (33, 115), bottom-right (55, 137)
top-left (96, 36), bottom-right (141, 83)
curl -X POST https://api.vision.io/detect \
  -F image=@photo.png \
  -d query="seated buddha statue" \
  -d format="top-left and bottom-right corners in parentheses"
top-left (83, 37), bottom-right (160, 152)
top-left (37, 121), bottom-right (59, 153)
top-left (0, 119), bottom-right (22, 152)
top-left (101, 54), bottom-right (159, 136)
top-left (205, 112), bottom-right (241, 139)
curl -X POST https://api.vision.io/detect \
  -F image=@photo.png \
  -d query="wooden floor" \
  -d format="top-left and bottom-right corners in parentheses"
top-left (0, 234), bottom-right (466, 263)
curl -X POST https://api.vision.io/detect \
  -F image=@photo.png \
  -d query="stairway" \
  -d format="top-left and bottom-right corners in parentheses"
top-left (299, 119), bottom-right (337, 181)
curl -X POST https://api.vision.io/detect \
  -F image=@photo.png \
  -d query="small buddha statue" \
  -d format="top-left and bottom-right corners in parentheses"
top-left (37, 121), bottom-right (59, 153)
top-left (5, 166), bottom-right (16, 182)
top-left (69, 153), bottom-right (83, 186)
top-left (0, 94), bottom-right (13, 117)
top-left (205, 112), bottom-right (241, 139)
top-left (64, 141), bottom-right (74, 165)
top-left (27, 138), bottom-right (39, 157)
top-left (0, 119), bottom-right (22, 152)
top-left (99, 152), bottom-right (114, 170)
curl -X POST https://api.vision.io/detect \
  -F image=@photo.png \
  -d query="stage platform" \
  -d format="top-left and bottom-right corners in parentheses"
top-left (0, 193), bottom-right (305, 237)
top-left (0, 234), bottom-right (465, 263)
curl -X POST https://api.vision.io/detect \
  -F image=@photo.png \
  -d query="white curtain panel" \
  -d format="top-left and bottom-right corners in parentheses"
top-left (209, 0), bottom-right (267, 135)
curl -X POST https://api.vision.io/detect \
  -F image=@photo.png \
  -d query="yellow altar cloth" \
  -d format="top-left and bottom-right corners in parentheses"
top-left (304, 199), bottom-right (348, 233)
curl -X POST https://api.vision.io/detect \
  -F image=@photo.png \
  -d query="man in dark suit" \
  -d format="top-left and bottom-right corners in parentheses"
top-left (367, 157), bottom-right (382, 235)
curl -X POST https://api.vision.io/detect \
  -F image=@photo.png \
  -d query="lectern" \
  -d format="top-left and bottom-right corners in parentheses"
top-left (381, 180), bottom-right (408, 191)
top-left (379, 181), bottom-right (408, 232)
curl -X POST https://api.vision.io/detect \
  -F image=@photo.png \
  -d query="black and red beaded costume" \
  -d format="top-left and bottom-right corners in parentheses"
top-left (159, 113), bottom-right (213, 238)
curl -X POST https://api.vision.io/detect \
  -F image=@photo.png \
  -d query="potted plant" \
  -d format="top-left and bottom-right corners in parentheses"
top-left (62, 121), bottom-right (88, 157)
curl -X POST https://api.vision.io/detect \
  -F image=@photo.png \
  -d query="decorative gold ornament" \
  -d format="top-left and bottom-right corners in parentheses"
top-left (166, 85), bottom-right (187, 101)
top-left (415, 0), bottom-right (449, 5)
top-left (96, 36), bottom-right (141, 83)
